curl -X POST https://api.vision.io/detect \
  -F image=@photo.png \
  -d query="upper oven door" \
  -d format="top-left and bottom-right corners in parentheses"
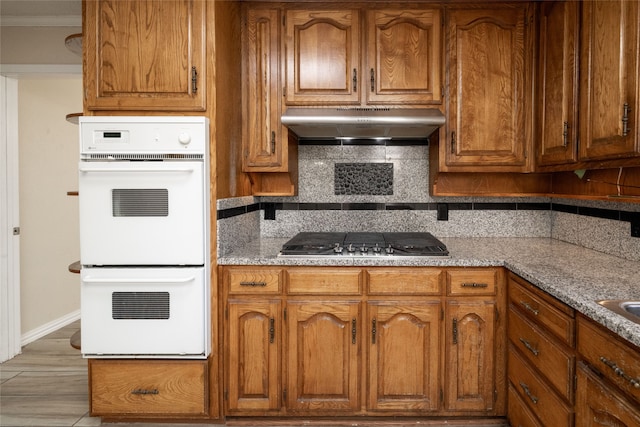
top-left (79, 160), bottom-right (206, 266)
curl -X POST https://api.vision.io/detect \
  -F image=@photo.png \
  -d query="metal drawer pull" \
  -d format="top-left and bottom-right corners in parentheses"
top-left (519, 337), bottom-right (539, 356)
top-left (519, 382), bottom-right (538, 404)
top-left (520, 301), bottom-right (539, 316)
top-left (461, 282), bottom-right (488, 288)
top-left (239, 281), bottom-right (267, 287)
top-left (131, 388), bottom-right (159, 395)
top-left (600, 356), bottom-right (640, 389)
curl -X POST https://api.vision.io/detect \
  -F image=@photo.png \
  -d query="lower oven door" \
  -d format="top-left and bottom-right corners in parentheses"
top-left (78, 160), bottom-right (207, 266)
top-left (80, 267), bottom-right (209, 359)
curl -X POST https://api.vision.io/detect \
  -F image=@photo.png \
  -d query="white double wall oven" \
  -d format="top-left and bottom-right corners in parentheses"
top-left (78, 117), bottom-right (210, 359)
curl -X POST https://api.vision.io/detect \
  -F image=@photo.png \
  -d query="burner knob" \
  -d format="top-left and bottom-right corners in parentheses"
top-left (333, 243), bottom-right (343, 254)
top-left (347, 243), bottom-right (356, 253)
top-left (360, 245), bottom-right (369, 254)
top-left (385, 244), bottom-right (394, 254)
top-left (372, 243), bottom-right (381, 253)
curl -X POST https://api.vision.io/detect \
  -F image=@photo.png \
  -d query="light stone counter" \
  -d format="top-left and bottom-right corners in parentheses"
top-left (218, 237), bottom-right (640, 348)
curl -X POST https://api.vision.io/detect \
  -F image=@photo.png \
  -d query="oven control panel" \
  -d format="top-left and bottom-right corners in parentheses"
top-left (80, 116), bottom-right (209, 156)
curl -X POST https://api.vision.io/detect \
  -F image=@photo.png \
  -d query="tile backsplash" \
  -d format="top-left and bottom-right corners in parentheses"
top-left (217, 144), bottom-right (640, 262)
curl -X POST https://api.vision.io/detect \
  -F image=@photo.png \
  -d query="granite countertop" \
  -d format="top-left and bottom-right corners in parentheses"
top-left (218, 237), bottom-right (640, 348)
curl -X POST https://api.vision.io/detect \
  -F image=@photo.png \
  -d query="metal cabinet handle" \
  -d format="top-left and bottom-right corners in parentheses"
top-left (600, 356), bottom-right (640, 389)
top-left (353, 69), bottom-right (358, 92)
top-left (270, 131), bottom-right (276, 154)
top-left (371, 318), bottom-right (377, 344)
top-left (191, 66), bottom-right (198, 93)
top-left (131, 388), bottom-right (159, 395)
top-left (452, 318), bottom-right (458, 344)
top-left (370, 68), bottom-right (375, 92)
top-left (519, 381), bottom-right (538, 404)
top-left (239, 281), bottom-right (267, 287)
top-left (520, 301), bottom-right (539, 316)
top-left (461, 282), bottom-right (488, 288)
top-left (562, 121), bottom-right (569, 147)
top-left (622, 103), bottom-right (631, 136)
top-left (269, 318), bottom-right (275, 343)
top-left (519, 337), bottom-right (539, 356)
top-left (352, 318), bottom-right (357, 344)
top-left (451, 131), bottom-right (456, 154)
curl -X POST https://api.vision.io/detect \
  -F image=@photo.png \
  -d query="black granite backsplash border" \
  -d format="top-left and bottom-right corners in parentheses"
top-left (217, 201), bottom-right (639, 225)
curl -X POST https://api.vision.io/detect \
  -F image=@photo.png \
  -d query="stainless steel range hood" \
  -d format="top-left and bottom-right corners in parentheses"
top-left (281, 107), bottom-right (445, 139)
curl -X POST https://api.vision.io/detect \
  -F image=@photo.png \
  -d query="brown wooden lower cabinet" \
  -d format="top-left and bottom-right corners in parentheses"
top-left (89, 359), bottom-right (209, 417)
top-left (367, 300), bottom-right (441, 412)
top-left (576, 362), bottom-right (640, 427)
top-left (222, 265), bottom-right (506, 417)
top-left (575, 315), bottom-right (640, 426)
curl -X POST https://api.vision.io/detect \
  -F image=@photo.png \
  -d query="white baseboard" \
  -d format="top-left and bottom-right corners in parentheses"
top-left (21, 310), bottom-right (81, 346)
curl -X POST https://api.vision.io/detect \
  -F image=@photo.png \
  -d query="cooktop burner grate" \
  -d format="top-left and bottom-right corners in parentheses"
top-left (279, 232), bottom-right (449, 257)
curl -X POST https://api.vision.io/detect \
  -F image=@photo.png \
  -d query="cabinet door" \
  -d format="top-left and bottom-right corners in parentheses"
top-left (84, 0), bottom-right (205, 111)
top-left (576, 363), bottom-right (640, 427)
top-left (286, 300), bottom-right (360, 412)
top-left (285, 10), bottom-right (360, 105)
top-left (227, 300), bottom-right (281, 412)
top-left (444, 5), bottom-right (533, 171)
top-left (367, 301), bottom-right (440, 411)
top-left (445, 300), bottom-right (496, 411)
top-left (366, 9), bottom-right (442, 105)
top-left (579, 0), bottom-right (640, 160)
top-left (243, 8), bottom-right (286, 171)
top-left (537, 1), bottom-right (579, 166)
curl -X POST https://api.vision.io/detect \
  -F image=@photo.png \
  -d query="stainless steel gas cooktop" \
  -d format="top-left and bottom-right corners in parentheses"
top-left (278, 232), bottom-right (449, 258)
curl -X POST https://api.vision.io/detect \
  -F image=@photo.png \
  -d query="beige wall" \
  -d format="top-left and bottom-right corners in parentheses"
top-left (18, 77), bottom-right (82, 334)
top-left (1, 27), bottom-right (81, 65)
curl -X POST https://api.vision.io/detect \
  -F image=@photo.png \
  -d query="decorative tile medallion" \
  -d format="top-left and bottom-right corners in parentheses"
top-left (334, 163), bottom-right (393, 195)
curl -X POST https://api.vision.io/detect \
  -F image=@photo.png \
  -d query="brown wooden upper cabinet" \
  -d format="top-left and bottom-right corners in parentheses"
top-left (579, 0), bottom-right (639, 161)
top-left (442, 4), bottom-right (535, 172)
top-left (284, 8), bottom-right (442, 106)
top-left (84, 0), bottom-right (206, 111)
top-left (536, 1), bottom-right (580, 167)
top-left (243, 8), bottom-right (286, 171)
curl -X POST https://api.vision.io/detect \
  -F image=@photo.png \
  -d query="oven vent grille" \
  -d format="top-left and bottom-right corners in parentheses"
top-left (83, 153), bottom-right (203, 160)
top-left (112, 189), bottom-right (169, 217)
top-left (112, 292), bottom-right (170, 320)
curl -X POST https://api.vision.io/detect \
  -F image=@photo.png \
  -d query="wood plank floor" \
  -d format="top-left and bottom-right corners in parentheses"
top-left (0, 321), bottom-right (220, 427)
top-left (1, 321), bottom-right (508, 427)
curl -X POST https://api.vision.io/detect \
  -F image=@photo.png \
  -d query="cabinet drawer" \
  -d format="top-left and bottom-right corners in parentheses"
top-left (446, 268), bottom-right (498, 295)
top-left (508, 308), bottom-right (575, 401)
top-left (367, 268), bottom-right (442, 295)
top-left (508, 384), bottom-right (543, 427)
top-left (508, 273), bottom-right (574, 345)
top-left (577, 315), bottom-right (640, 404)
top-left (508, 345), bottom-right (573, 427)
top-left (226, 267), bottom-right (282, 294)
top-left (90, 360), bottom-right (207, 416)
top-left (286, 268), bottom-right (362, 295)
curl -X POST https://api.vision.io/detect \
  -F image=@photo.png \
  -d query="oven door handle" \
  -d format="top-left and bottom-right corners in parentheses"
top-left (82, 276), bottom-right (196, 284)
top-left (79, 167), bottom-right (195, 173)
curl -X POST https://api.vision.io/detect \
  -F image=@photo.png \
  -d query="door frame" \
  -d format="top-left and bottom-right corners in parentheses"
top-left (0, 75), bottom-right (21, 362)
